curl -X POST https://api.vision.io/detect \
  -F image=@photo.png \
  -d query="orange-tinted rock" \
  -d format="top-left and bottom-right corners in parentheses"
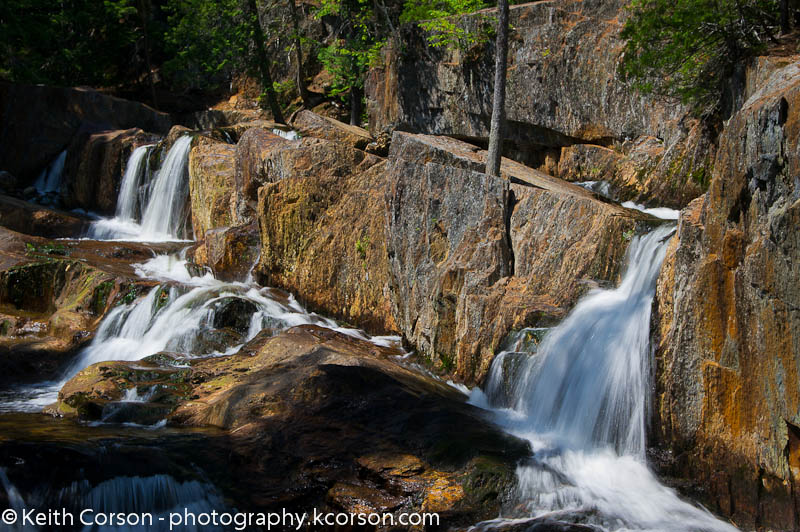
top-left (192, 224), bottom-right (260, 282)
top-left (292, 110), bottom-right (373, 149)
top-left (386, 132), bottom-right (652, 384)
top-left (0, 194), bottom-right (87, 239)
top-left (63, 128), bottom-right (158, 215)
top-left (232, 128), bottom-right (290, 223)
top-left (254, 137), bottom-right (396, 333)
top-left (188, 137), bottom-right (236, 238)
top-left (652, 59), bottom-right (800, 530)
top-left (54, 324), bottom-right (529, 526)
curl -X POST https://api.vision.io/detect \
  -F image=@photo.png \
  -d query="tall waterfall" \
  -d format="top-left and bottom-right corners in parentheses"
top-left (471, 225), bottom-right (738, 532)
top-left (89, 136), bottom-right (192, 242)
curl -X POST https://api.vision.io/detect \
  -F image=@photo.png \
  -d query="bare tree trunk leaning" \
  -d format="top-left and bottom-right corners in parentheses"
top-left (247, 0), bottom-right (285, 123)
top-left (486, 0), bottom-right (509, 177)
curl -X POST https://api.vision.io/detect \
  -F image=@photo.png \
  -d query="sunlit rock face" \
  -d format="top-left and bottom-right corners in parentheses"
top-left (366, 0), bottom-right (714, 209)
top-left (253, 135), bottom-right (397, 334)
top-left (385, 132), bottom-right (652, 385)
top-left (652, 60), bottom-right (800, 530)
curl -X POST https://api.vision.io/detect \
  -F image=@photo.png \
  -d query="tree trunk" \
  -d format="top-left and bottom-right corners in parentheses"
top-left (138, 0), bottom-right (159, 110)
top-left (780, 0), bottom-right (790, 33)
top-left (288, 0), bottom-right (311, 106)
top-left (486, 0), bottom-right (509, 177)
top-left (350, 85), bottom-right (362, 126)
top-left (247, 0), bottom-right (285, 123)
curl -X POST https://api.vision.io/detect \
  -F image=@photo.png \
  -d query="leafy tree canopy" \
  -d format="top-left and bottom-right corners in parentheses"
top-left (0, 0), bottom-right (143, 86)
top-left (620, 0), bottom-right (781, 117)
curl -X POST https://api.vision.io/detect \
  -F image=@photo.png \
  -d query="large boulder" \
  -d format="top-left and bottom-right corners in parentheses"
top-left (232, 128), bottom-right (291, 224)
top-left (291, 110), bottom-right (374, 149)
top-left (0, 83), bottom-right (171, 185)
top-left (366, 0), bottom-right (712, 208)
top-left (53, 324), bottom-right (530, 526)
top-left (191, 224), bottom-right (261, 282)
top-left (652, 60), bottom-right (800, 530)
top-left (386, 132), bottom-right (654, 384)
top-left (254, 137), bottom-right (396, 333)
top-left (188, 137), bottom-right (236, 238)
top-left (0, 194), bottom-right (88, 239)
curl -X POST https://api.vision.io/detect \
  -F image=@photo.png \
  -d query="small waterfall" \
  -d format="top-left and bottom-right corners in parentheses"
top-left (139, 136), bottom-right (193, 240)
top-left (116, 145), bottom-right (154, 221)
top-left (33, 150), bottom-right (67, 195)
top-left (0, 468), bottom-right (26, 531)
top-left (89, 136), bottom-right (192, 241)
top-left (2, 472), bottom-right (225, 532)
top-left (471, 225), bottom-right (738, 532)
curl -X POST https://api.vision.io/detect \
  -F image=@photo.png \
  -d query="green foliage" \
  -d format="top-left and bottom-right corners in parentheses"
top-left (25, 242), bottom-right (70, 257)
top-left (400, 0), bottom-right (490, 49)
top-left (0, 0), bottom-right (143, 86)
top-left (162, 0), bottom-right (254, 90)
top-left (620, 0), bottom-right (780, 116)
top-left (314, 0), bottom-right (386, 98)
top-left (355, 234), bottom-right (370, 260)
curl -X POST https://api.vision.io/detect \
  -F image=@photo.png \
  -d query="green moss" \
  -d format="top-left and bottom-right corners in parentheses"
top-left (0, 320), bottom-right (10, 335)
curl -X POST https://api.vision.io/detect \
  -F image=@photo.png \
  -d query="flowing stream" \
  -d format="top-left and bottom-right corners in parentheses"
top-left (469, 225), bottom-right (737, 532)
top-left (89, 136), bottom-right (193, 242)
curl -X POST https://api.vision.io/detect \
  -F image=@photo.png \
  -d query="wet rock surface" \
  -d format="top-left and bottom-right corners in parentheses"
top-left (0, 226), bottom-right (179, 386)
top-left (652, 59), bottom-right (800, 529)
top-left (52, 325), bottom-right (530, 526)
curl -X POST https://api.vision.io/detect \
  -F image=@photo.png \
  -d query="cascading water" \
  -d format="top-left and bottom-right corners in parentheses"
top-left (1, 470), bottom-right (227, 532)
top-left (33, 150), bottom-right (67, 196)
top-left (5, 253), bottom-right (400, 414)
top-left (470, 225), bottom-right (738, 532)
top-left (115, 144), bottom-right (154, 221)
top-left (89, 137), bottom-right (192, 242)
top-left (139, 136), bottom-right (193, 240)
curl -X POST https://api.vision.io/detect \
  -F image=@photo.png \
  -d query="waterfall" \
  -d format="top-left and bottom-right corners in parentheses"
top-left (470, 225), bottom-right (738, 532)
top-left (1, 471), bottom-right (225, 532)
top-left (89, 136), bottom-right (192, 242)
top-left (139, 136), bottom-right (193, 240)
top-left (116, 145), bottom-right (154, 221)
top-left (33, 150), bottom-right (67, 195)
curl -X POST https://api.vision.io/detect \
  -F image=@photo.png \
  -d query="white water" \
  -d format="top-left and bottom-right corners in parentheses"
top-left (33, 150), bottom-right (67, 195)
top-left (89, 137), bottom-right (192, 242)
top-left (469, 225), bottom-right (737, 532)
top-left (272, 128), bottom-right (300, 140)
top-left (0, 471), bottom-right (226, 532)
top-left (116, 145), bottom-right (154, 221)
top-left (8, 253), bottom-right (401, 412)
top-left (622, 201), bottom-right (680, 221)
